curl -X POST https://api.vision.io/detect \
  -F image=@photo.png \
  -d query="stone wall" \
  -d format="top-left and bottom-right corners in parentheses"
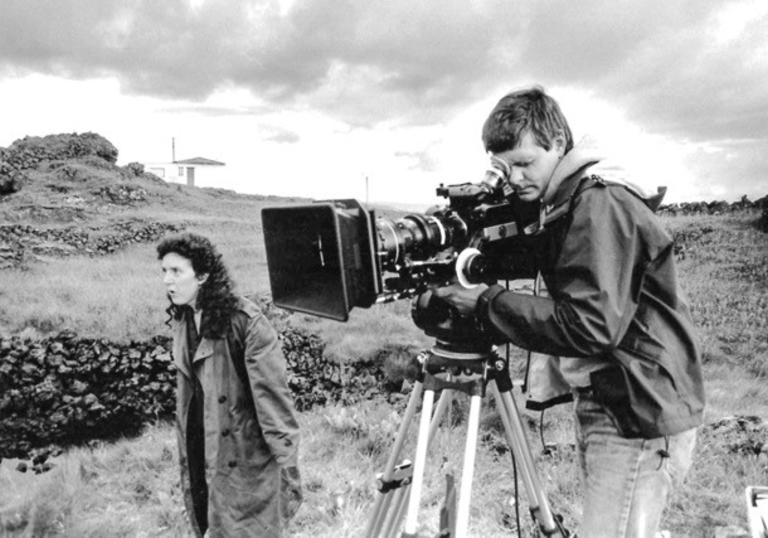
top-left (0, 324), bottom-right (387, 472)
top-left (0, 220), bottom-right (183, 269)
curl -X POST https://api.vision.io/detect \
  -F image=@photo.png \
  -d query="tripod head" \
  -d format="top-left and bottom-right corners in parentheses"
top-left (411, 288), bottom-right (495, 360)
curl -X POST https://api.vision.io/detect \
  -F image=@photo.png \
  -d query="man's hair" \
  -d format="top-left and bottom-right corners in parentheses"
top-left (482, 86), bottom-right (573, 154)
top-left (157, 232), bottom-right (238, 338)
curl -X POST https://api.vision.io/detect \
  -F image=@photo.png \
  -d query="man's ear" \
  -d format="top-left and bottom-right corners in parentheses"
top-left (197, 273), bottom-right (209, 285)
top-left (553, 131), bottom-right (566, 157)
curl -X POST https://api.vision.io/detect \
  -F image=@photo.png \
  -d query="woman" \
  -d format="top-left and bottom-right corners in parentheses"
top-left (158, 233), bottom-right (302, 537)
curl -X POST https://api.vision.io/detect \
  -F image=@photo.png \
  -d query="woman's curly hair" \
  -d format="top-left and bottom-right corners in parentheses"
top-left (157, 233), bottom-right (238, 339)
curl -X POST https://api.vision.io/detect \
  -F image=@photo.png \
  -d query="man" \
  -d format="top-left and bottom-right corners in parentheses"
top-left (158, 233), bottom-right (302, 537)
top-left (434, 87), bottom-right (704, 537)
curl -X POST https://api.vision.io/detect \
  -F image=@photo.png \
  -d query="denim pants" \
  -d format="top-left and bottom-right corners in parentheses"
top-left (574, 392), bottom-right (697, 538)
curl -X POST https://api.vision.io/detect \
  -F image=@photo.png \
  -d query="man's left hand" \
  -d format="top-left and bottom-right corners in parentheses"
top-left (432, 283), bottom-right (489, 316)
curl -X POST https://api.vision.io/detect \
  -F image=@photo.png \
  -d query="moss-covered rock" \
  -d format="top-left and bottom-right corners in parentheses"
top-left (2, 133), bottom-right (118, 172)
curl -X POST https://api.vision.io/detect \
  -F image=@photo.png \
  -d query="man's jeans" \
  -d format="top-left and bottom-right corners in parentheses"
top-left (574, 392), bottom-right (697, 538)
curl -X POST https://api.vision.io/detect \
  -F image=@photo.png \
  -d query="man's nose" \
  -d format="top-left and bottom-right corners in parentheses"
top-left (508, 167), bottom-right (524, 186)
top-left (163, 273), bottom-right (173, 285)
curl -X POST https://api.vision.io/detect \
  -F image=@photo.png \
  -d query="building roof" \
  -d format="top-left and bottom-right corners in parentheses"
top-left (174, 157), bottom-right (226, 166)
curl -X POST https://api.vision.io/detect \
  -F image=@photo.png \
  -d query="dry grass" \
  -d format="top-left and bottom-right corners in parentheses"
top-left (0, 399), bottom-right (580, 538)
top-left (0, 424), bottom-right (188, 537)
top-left (1, 199), bottom-right (766, 536)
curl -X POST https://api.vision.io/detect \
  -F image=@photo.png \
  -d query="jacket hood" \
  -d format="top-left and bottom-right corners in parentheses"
top-left (541, 137), bottom-right (600, 205)
top-left (542, 136), bottom-right (666, 210)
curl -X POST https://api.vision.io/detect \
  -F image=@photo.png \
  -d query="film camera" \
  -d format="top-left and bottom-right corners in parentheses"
top-left (261, 164), bottom-right (539, 341)
top-left (261, 167), bottom-right (573, 536)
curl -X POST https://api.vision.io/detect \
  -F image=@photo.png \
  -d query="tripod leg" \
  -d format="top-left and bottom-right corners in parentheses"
top-left (379, 483), bottom-right (411, 538)
top-left (454, 393), bottom-right (483, 538)
top-left (365, 381), bottom-right (425, 538)
top-left (491, 382), bottom-right (538, 504)
top-left (490, 381), bottom-right (563, 536)
top-left (380, 389), bottom-right (454, 538)
top-left (402, 388), bottom-right (436, 536)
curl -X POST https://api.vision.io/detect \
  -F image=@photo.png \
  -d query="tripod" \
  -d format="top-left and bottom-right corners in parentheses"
top-left (363, 340), bottom-right (570, 538)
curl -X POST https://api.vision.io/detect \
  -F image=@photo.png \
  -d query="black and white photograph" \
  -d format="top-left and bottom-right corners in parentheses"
top-left (1, 1), bottom-right (766, 537)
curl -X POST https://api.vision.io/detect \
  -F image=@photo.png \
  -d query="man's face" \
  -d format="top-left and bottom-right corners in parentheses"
top-left (492, 131), bottom-right (564, 202)
top-left (161, 252), bottom-right (206, 307)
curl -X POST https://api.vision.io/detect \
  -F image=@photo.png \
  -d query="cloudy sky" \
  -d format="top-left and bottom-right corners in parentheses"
top-left (0, 0), bottom-right (766, 207)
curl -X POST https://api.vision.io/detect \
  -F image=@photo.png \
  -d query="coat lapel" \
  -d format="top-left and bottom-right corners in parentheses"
top-left (173, 320), bottom-right (192, 379)
top-left (172, 320), bottom-right (215, 377)
top-left (193, 337), bottom-right (215, 365)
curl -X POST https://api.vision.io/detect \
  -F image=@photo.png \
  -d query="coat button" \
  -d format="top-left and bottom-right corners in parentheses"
top-left (222, 429), bottom-right (230, 437)
top-left (228, 460), bottom-right (237, 468)
top-left (218, 395), bottom-right (227, 403)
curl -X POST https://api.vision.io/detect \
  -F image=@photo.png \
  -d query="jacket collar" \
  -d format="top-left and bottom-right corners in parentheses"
top-left (172, 309), bottom-right (216, 379)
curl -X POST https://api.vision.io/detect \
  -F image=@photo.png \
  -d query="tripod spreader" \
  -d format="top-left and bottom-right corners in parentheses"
top-left (377, 462), bottom-right (414, 494)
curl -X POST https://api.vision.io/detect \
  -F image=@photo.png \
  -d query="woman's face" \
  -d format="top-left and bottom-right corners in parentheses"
top-left (161, 252), bottom-right (207, 307)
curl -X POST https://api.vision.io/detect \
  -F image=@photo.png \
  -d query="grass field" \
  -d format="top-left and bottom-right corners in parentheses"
top-left (1, 173), bottom-right (766, 537)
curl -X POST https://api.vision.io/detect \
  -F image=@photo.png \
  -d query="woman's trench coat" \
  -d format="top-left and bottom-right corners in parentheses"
top-left (172, 297), bottom-right (301, 537)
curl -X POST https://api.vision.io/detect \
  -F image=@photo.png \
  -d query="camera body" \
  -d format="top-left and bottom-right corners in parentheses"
top-left (261, 181), bottom-right (539, 321)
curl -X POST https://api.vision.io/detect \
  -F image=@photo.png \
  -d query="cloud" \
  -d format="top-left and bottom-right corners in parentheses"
top-left (394, 149), bottom-right (437, 172)
top-left (1, 0), bottom-right (766, 198)
top-left (680, 138), bottom-right (768, 200)
top-left (261, 127), bottom-right (300, 144)
top-left (510, 1), bottom-right (768, 140)
top-left (3, 1), bottom-right (766, 137)
top-left (0, 0), bottom-right (517, 124)
top-left (3, 1), bottom-right (765, 138)
top-left (604, 10), bottom-right (768, 144)
top-left (155, 104), bottom-right (268, 117)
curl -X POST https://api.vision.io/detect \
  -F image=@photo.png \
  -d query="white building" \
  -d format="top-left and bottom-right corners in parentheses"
top-left (145, 157), bottom-right (226, 188)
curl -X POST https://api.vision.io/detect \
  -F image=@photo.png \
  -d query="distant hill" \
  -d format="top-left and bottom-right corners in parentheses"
top-left (1, 132), bottom-right (766, 270)
top-left (0, 132), bottom-right (309, 269)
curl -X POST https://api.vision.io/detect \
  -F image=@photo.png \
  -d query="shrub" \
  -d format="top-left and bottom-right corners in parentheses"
top-left (122, 162), bottom-right (145, 177)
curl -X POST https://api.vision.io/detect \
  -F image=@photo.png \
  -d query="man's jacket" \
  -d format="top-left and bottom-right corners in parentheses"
top-left (173, 297), bottom-right (301, 537)
top-left (475, 148), bottom-right (706, 438)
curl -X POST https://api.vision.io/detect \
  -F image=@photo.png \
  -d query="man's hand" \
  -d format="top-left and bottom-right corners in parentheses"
top-left (432, 283), bottom-right (489, 316)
